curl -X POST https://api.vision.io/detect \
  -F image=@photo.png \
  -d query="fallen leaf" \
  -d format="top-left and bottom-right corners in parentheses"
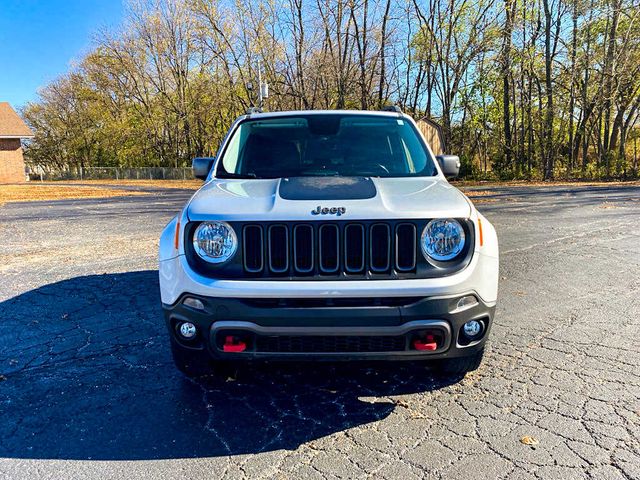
top-left (319, 388), bottom-right (338, 394)
top-left (520, 436), bottom-right (539, 446)
top-left (599, 202), bottom-right (617, 209)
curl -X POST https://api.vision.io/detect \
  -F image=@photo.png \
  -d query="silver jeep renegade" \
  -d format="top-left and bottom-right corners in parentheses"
top-left (159, 109), bottom-right (499, 377)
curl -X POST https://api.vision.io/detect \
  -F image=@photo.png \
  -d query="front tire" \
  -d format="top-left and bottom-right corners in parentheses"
top-left (436, 348), bottom-right (485, 377)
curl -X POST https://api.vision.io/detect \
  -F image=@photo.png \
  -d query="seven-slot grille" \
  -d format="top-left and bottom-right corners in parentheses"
top-left (242, 222), bottom-right (417, 277)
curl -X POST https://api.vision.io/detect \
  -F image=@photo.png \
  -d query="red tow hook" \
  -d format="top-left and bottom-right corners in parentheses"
top-left (413, 334), bottom-right (438, 351)
top-left (223, 335), bottom-right (247, 352)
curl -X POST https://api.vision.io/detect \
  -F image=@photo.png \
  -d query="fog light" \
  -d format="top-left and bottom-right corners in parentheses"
top-left (463, 320), bottom-right (482, 339)
top-left (178, 322), bottom-right (197, 339)
top-left (183, 297), bottom-right (205, 311)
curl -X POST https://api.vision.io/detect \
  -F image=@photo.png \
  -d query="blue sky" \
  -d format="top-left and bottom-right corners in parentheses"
top-left (0, 0), bottom-right (124, 109)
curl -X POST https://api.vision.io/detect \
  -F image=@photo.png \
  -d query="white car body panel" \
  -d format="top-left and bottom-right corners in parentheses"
top-left (159, 206), bottom-right (499, 305)
top-left (158, 109), bottom-right (499, 309)
top-left (159, 239), bottom-right (498, 305)
top-left (186, 177), bottom-right (471, 222)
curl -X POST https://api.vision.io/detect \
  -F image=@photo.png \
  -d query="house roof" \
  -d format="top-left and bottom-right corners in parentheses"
top-left (0, 102), bottom-right (34, 138)
top-left (417, 116), bottom-right (442, 129)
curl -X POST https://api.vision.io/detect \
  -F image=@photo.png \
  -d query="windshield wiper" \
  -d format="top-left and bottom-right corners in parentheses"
top-left (217, 172), bottom-right (258, 179)
top-left (294, 170), bottom-right (341, 177)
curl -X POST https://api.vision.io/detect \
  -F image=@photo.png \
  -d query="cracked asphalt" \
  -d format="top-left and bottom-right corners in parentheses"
top-left (0, 183), bottom-right (638, 479)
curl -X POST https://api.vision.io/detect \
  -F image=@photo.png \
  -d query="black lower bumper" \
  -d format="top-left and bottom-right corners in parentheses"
top-left (163, 293), bottom-right (495, 361)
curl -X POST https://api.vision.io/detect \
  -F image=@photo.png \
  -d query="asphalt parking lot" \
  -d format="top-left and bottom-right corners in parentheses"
top-left (0, 183), bottom-right (638, 480)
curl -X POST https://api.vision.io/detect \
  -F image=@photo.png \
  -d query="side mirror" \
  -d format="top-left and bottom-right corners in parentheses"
top-left (192, 157), bottom-right (215, 180)
top-left (436, 155), bottom-right (460, 178)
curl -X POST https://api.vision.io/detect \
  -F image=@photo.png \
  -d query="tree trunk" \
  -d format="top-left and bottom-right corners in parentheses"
top-left (567, 0), bottom-right (578, 173)
top-left (542, 0), bottom-right (554, 179)
top-left (502, 0), bottom-right (513, 171)
top-left (378, 0), bottom-right (392, 108)
top-left (602, 0), bottom-right (621, 167)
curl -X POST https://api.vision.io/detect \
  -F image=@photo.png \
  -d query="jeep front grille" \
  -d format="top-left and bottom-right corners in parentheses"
top-left (242, 221), bottom-right (417, 277)
top-left (185, 219), bottom-right (474, 280)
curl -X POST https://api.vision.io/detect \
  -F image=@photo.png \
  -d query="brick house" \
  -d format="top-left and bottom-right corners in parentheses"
top-left (0, 102), bottom-right (34, 183)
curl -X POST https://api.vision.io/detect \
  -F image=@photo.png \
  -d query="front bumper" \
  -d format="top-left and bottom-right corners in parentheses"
top-left (163, 293), bottom-right (494, 361)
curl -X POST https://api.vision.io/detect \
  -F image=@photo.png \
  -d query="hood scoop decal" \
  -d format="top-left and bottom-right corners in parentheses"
top-left (278, 176), bottom-right (377, 201)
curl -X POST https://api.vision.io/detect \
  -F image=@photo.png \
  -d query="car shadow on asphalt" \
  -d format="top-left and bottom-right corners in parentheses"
top-left (0, 271), bottom-right (459, 460)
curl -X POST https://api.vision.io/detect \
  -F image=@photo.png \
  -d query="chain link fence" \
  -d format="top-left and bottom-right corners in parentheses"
top-left (29, 167), bottom-right (194, 181)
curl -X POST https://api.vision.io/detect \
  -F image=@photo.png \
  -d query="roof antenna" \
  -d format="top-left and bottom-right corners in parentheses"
top-left (258, 61), bottom-right (269, 110)
top-left (246, 61), bottom-right (269, 115)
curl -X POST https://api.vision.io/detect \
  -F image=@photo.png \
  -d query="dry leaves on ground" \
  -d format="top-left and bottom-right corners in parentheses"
top-left (0, 184), bottom-right (148, 206)
top-left (520, 436), bottom-right (539, 446)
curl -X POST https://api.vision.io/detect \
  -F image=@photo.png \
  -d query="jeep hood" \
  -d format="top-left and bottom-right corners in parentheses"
top-left (187, 176), bottom-right (472, 221)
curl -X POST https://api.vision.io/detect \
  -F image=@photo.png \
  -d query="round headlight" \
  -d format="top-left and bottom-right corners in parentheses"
top-left (193, 221), bottom-right (238, 263)
top-left (421, 219), bottom-right (466, 261)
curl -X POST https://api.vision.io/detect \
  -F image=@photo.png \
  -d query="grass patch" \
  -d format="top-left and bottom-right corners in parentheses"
top-left (461, 190), bottom-right (499, 197)
top-left (454, 179), bottom-right (640, 188)
top-left (0, 184), bottom-right (148, 206)
top-left (47, 179), bottom-right (202, 189)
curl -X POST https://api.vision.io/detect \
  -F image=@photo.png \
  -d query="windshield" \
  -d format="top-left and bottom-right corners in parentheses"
top-left (216, 114), bottom-right (437, 179)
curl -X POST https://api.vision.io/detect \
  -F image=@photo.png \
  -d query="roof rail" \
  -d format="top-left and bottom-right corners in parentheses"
top-left (246, 107), bottom-right (263, 115)
top-left (380, 105), bottom-right (402, 113)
